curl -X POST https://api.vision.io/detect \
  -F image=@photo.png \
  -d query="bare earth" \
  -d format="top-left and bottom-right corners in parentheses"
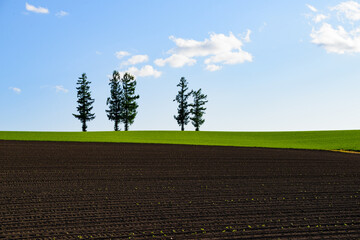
top-left (1, 140), bottom-right (360, 239)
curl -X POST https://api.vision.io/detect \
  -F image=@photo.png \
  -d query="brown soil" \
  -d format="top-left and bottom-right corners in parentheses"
top-left (1, 140), bottom-right (360, 239)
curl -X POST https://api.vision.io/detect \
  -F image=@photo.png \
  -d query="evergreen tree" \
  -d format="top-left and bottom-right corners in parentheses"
top-left (106, 71), bottom-right (123, 131)
top-left (190, 88), bottom-right (208, 131)
top-left (73, 73), bottom-right (95, 132)
top-left (120, 73), bottom-right (139, 131)
top-left (174, 77), bottom-right (192, 131)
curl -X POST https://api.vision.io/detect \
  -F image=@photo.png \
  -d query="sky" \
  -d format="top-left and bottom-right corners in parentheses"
top-left (2, 0), bottom-right (360, 132)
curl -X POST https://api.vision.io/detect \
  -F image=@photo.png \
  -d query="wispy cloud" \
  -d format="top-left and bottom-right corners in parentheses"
top-left (331, 1), bottom-right (360, 21)
top-left (306, 4), bottom-right (318, 12)
top-left (95, 51), bottom-right (102, 55)
top-left (155, 32), bottom-right (252, 71)
top-left (154, 54), bottom-right (196, 68)
top-left (313, 14), bottom-right (328, 23)
top-left (206, 64), bottom-right (222, 72)
top-left (115, 51), bottom-right (130, 59)
top-left (9, 87), bottom-right (21, 94)
top-left (25, 2), bottom-right (49, 14)
top-left (242, 29), bottom-right (252, 43)
top-left (55, 85), bottom-right (68, 93)
top-left (121, 65), bottom-right (162, 78)
top-left (259, 22), bottom-right (267, 32)
top-left (121, 54), bottom-right (149, 65)
top-left (56, 10), bottom-right (68, 17)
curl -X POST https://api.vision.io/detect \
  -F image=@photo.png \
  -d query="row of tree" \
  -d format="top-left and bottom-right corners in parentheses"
top-left (73, 73), bottom-right (208, 132)
top-left (106, 71), bottom-right (139, 131)
top-left (174, 77), bottom-right (208, 131)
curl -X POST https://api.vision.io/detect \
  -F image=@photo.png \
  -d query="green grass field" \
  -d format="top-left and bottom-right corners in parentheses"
top-left (0, 130), bottom-right (359, 151)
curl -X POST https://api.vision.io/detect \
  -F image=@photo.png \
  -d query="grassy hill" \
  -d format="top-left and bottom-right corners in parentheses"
top-left (0, 130), bottom-right (360, 151)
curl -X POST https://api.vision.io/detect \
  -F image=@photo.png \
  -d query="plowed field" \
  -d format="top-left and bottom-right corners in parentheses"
top-left (1, 140), bottom-right (360, 239)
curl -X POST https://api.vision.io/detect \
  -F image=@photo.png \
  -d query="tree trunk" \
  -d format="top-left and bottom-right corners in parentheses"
top-left (195, 127), bottom-right (199, 131)
top-left (114, 120), bottom-right (119, 131)
top-left (181, 124), bottom-right (184, 131)
top-left (82, 121), bottom-right (87, 132)
top-left (125, 121), bottom-right (128, 131)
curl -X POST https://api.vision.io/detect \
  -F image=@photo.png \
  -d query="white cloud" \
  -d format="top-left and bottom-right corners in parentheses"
top-left (95, 51), bottom-right (102, 55)
top-left (115, 51), bottom-right (130, 59)
top-left (55, 85), bottom-right (68, 93)
top-left (9, 87), bottom-right (21, 94)
top-left (331, 1), bottom-right (360, 21)
top-left (25, 3), bottom-right (49, 14)
top-left (204, 50), bottom-right (252, 65)
top-left (308, 2), bottom-right (360, 54)
top-left (311, 23), bottom-right (360, 54)
top-left (169, 32), bottom-right (245, 57)
top-left (155, 32), bottom-right (252, 70)
top-left (306, 4), bottom-right (318, 12)
top-left (243, 29), bottom-right (251, 43)
top-left (122, 54), bottom-right (149, 65)
top-left (121, 65), bottom-right (162, 78)
top-left (206, 64), bottom-right (222, 72)
top-left (154, 54), bottom-right (196, 68)
top-left (56, 10), bottom-right (68, 17)
top-left (313, 14), bottom-right (328, 23)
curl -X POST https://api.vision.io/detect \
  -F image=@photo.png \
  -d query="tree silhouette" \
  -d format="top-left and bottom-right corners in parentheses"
top-left (106, 71), bottom-right (123, 131)
top-left (120, 73), bottom-right (139, 131)
top-left (73, 73), bottom-right (95, 132)
top-left (190, 88), bottom-right (208, 131)
top-left (174, 77), bottom-right (192, 131)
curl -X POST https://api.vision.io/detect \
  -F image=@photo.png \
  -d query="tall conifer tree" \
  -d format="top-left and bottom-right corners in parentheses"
top-left (120, 73), bottom-right (139, 131)
top-left (73, 73), bottom-right (95, 132)
top-left (106, 71), bottom-right (123, 131)
top-left (190, 88), bottom-right (208, 131)
top-left (174, 77), bottom-right (191, 131)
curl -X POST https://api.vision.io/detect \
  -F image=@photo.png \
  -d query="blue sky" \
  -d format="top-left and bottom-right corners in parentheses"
top-left (2, 0), bottom-right (360, 131)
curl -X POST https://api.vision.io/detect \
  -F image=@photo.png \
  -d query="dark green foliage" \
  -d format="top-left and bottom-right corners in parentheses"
top-left (174, 77), bottom-right (192, 131)
top-left (190, 89), bottom-right (208, 131)
top-left (106, 71), bottom-right (123, 131)
top-left (73, 73), bottom-right (95, 132)
top-left (120, 73), bottom-right (139, 131)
